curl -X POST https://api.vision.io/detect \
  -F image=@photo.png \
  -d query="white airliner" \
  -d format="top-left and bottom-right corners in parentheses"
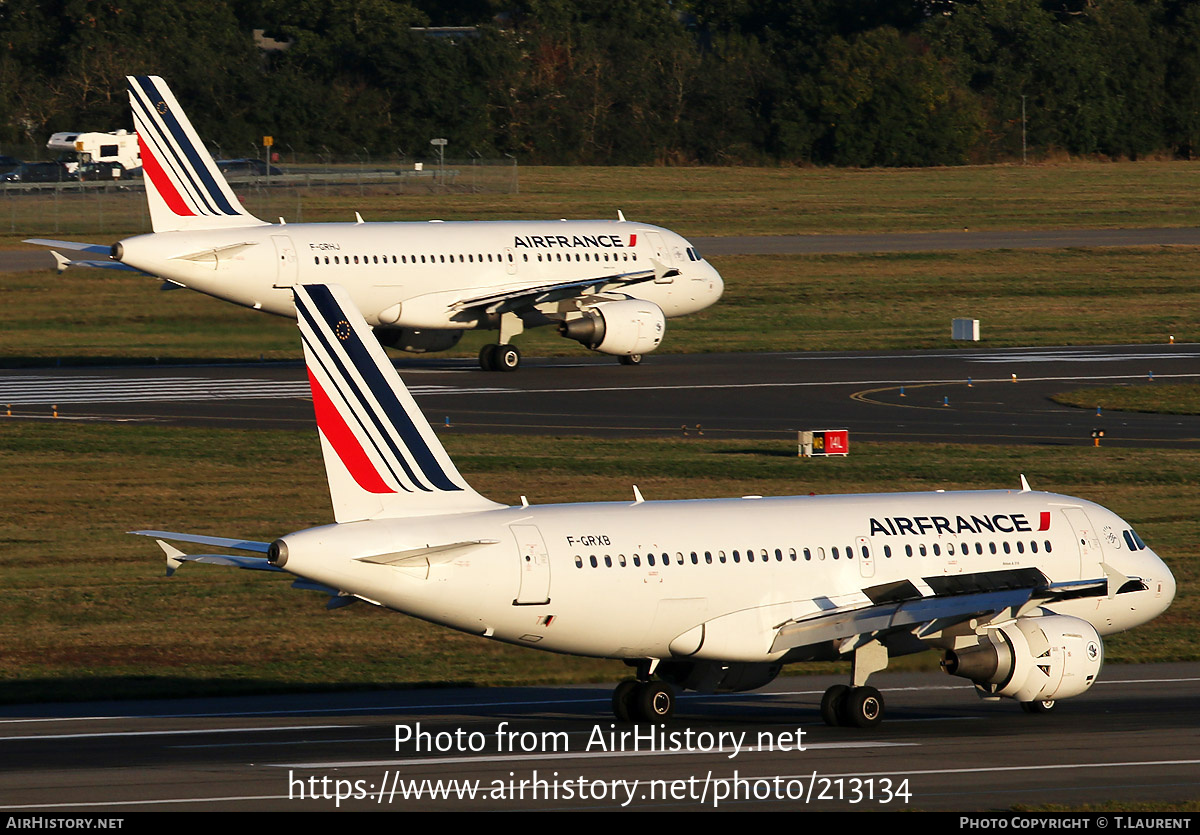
top-left (27, 75), bottom-right (723, 371)
top-left (136, 283), bottom-right (1175, 727)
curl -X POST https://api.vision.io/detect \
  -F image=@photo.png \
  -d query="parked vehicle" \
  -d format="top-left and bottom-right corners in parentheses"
top-left (3, 161), bottom-right (69, 182)
top-left (76, 160), bottom-right (141, 181)
top-left (47, 130), bottom-right (140, 174)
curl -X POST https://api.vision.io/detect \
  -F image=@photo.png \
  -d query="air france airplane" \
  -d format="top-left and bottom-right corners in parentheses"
top-left (136, 284), bottom-right (1176, 727)
top-left (27, 76), bottom-right (723, 371)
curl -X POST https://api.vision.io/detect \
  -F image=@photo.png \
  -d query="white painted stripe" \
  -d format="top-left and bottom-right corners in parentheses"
top-left (0, 675), bottom-right (1191, 727)
top-left (0, 724), bottom-right (348, 742)
top-left (2, 757), bottom-right (1193, 810)
top-left (271, 740), bottom-right (918, 770)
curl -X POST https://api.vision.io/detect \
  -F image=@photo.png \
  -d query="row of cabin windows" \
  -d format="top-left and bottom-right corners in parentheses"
top-left (572, 539), bottom-right (1054, 568)
top-left (312, 252), bottom-right (638, 266)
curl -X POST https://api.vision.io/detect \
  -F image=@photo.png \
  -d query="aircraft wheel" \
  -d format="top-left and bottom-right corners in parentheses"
top-left (619, 354), bottom-right (643, 366)
top-left (496, 344), bottom-right (521, 372)
top-left (841, 686), bottom-right (885, 728)
top-left (820, 684), bottom-right (850, 727)
top-left (612, 679), bottom-right (639, 722)
top-left (478, 344), bottom-right (498, 371)
top-left (1020, 699), bottom-right (1056, 714)
top-left (632, 681), bottom-right (675, 722)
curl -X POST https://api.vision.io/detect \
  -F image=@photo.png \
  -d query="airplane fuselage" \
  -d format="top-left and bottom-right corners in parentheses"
top-left (274, 489), bottom-right (1175, 664)
top-left (116, 220), bottom-right (723, 331)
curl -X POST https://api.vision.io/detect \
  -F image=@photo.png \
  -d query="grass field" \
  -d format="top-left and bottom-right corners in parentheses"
top-left (1054, 383), bottom-right (1200, 415)
top-left (0, 422), bottom-right (1193, 702)
top-left (6, 160), bottom-right (1200, 241)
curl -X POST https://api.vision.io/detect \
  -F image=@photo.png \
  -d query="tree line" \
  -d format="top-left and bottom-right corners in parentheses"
top-left (1, 0), bottom-right (1196, 166)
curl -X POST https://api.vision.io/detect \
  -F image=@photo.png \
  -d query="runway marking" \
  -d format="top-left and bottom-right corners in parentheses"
top-left (0, 375), bottom-right (513, 404)
top-left (1, 675), bottom-right (1192, 727)
top-left (3, 757), bottom-right (1196, 811)
top-left (0, 724), bottom-right (349, 741)
top-left (269, 740), bottom-right (919, 771)
top-left (961, 350), bottom-right (1200, 364)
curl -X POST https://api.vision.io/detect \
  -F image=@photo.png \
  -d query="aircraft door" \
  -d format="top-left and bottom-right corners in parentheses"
top-left (511, 524), bottom-right (551, 605)
top-left (272, 235), bottom-right (298, 284)
top-left (504, 247), bottom-right (517, 275)
top-left (644, 231), bottom-right (673, 264)
top-left (857, 537), bottom-right (875, 579)
top-left (1061, 507), bottom-right (1103, 579)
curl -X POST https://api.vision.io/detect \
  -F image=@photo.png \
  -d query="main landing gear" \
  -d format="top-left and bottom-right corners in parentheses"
top-left (822, 640), bottom-right (888, 728)
top-left (612, 679), bottom-right (675, 722)
top-left (820, 684), bottom-right (885, 728)
top-left (479, 343), bottom-right (520, 372)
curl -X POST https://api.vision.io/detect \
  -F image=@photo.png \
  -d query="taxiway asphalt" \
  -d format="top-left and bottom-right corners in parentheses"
top-left (3, 343), bottom-right (1199, 447)
top-left (1, 664), bottom-right (1195, 811)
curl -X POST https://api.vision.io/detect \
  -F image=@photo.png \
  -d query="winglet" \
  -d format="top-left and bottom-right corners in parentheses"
top-left (1019, 474), bottom-right (1032, 493)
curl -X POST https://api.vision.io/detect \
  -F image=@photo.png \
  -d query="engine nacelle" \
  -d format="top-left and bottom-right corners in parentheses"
top-left (560, 299), bottom-right (665, 356)
top-left (374, 327), bottom-right (463, 354)
top-left (656, 660), bottom-right (782, 694)
top-left (942, 614), bottom-right (1104, 702)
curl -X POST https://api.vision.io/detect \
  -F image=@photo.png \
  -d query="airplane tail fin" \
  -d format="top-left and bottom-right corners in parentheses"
top-left (294, 284), bottom-right (503, 522)
top-left (127, 75), bottom-right (268, 233)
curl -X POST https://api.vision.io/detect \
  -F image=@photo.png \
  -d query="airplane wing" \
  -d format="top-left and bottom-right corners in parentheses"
top-left (769, 567), bottom-right (1110, 655)
top-left (24, 238), bottom-right (151, 275)
top-left (449, 264), bottom-right (676, 315)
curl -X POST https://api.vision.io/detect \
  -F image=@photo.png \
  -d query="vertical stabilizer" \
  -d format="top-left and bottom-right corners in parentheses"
top-left (127, 75), bottom-right (268, 233)
top-left (294, 284), bottom-right (503, 522)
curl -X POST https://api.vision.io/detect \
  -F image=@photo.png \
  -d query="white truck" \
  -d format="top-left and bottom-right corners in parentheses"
top-left (46, 130), bottom-right (141, 177)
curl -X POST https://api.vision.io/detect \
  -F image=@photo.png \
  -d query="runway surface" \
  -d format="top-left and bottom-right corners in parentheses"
top-left (4, 343), bottom-right (1199, 447)
top-left (1, 663), bottom-right (1195, 811)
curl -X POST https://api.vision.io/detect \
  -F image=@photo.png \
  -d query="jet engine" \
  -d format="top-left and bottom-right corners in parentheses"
top-left (941, 614), bottom-right (1104, 703)
top-left (559, 299), bottom-right (665, 357)
top-left (656, 660), bottom-right (782, 694)
top-left (374, 327), bottom-right (463, 354)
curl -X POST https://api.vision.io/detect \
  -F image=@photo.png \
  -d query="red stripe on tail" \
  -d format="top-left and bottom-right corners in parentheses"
top-left (308, 369), bottom-right (395, 494)
top-left (139, 135), bottom-right (194, 217)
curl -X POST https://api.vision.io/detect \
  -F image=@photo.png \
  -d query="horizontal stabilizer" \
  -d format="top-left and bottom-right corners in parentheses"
top-left (156, 539), bottom-right (279, 577)
top-left (132, 529), bottom-right (270, 552)
top-left (24, 238), bottom-right (112, 254)
top-left (355, 539), bottom-right (500, 566)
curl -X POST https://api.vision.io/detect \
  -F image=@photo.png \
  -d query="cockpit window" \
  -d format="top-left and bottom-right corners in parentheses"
top-left (1124, 529), bottom-right (1148, 551)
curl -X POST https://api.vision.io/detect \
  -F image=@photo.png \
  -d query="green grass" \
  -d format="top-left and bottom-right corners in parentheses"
top-left (1053, 384), bottom-right (1200, 415)
top-left (0, 422), bottom-right (1194, 702)
top-left (3, 246), bottom-right (1198, 366)
top-left (5, 160), bottom-right (1200, 241)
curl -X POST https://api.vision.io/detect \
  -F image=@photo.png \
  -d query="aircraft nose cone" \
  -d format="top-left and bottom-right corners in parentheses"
top-left (705, 262), bottom-right (724, 303)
